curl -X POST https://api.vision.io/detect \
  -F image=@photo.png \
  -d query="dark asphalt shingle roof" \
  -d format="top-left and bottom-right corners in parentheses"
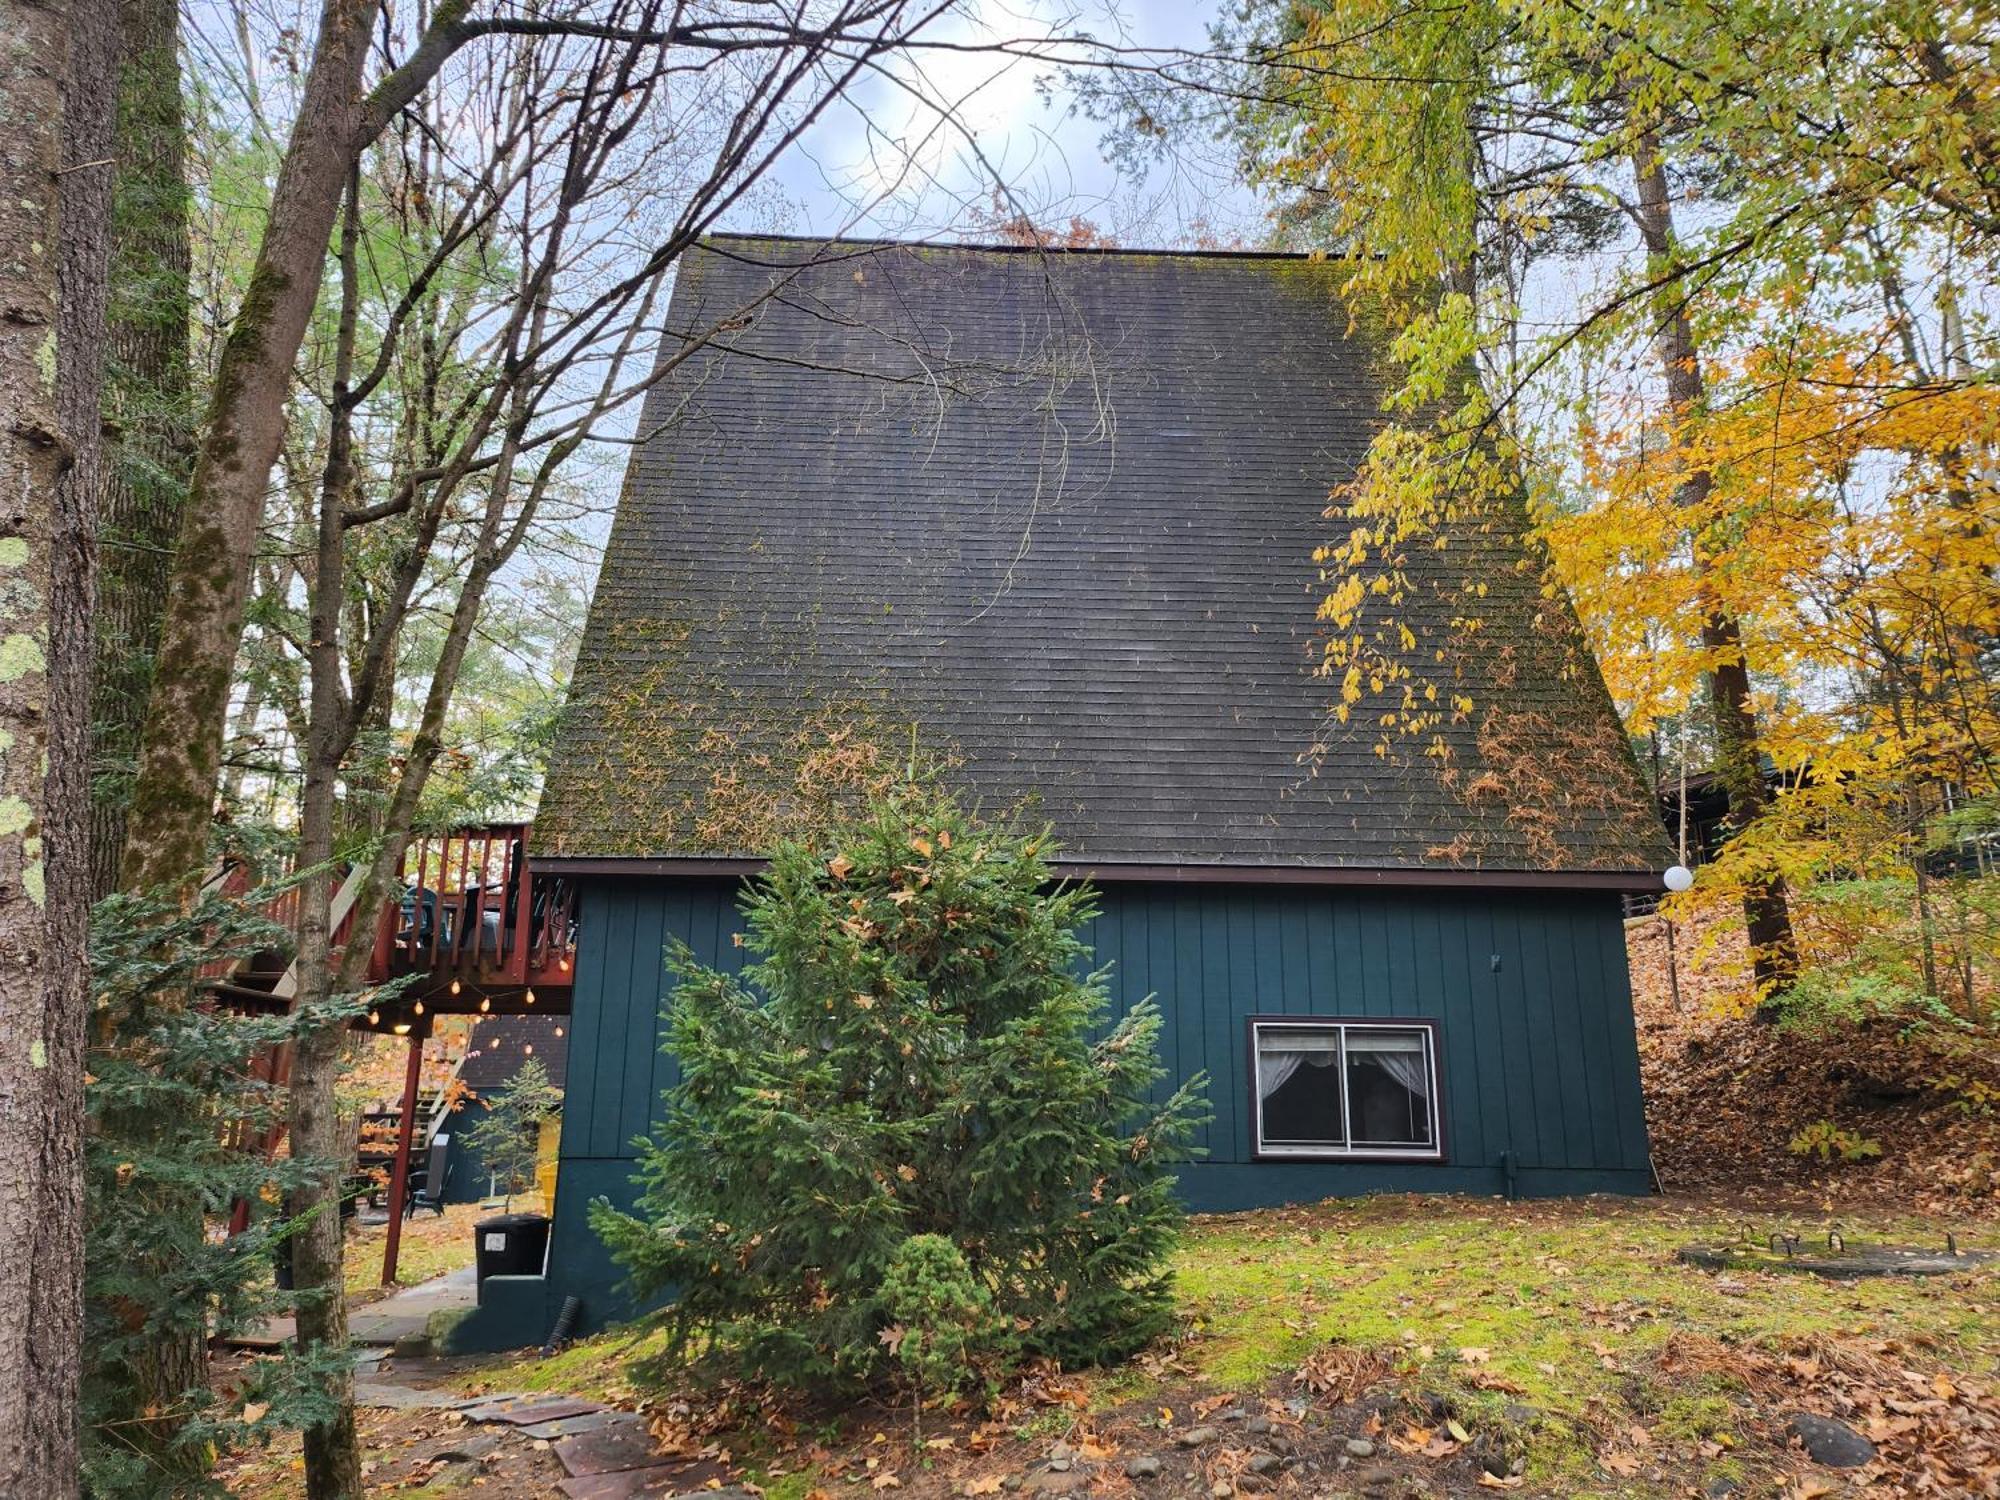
top-left (461, 1015), bottom-right (568, 1093)
top-left (535, 236), bottom-right (1667, 874)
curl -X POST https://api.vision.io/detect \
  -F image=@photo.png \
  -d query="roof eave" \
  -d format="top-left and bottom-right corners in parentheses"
top-left (533, 852), bottom-right (1665, 893)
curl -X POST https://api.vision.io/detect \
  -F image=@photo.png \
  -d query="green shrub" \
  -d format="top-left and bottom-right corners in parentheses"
top-left (881, 1234), bottom-right (1014, 1426)
top-left (593, 786), bottom-right (1207, 1394)
top-left (1786, 1119), bottom-right (1883, 1163)
top-left (85, 887), bottom-right (356, 1497)
top-left (1932, 1073), bottom-right (2000, 1117)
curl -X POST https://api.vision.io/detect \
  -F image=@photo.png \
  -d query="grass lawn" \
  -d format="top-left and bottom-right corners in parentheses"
top-left (1149, 1195), bottom-right (1996, 1489)
top-left (1164, 1194), bottom-right (1994, 1394)
top-left (463, 1193), bottom-right (1997, 1498)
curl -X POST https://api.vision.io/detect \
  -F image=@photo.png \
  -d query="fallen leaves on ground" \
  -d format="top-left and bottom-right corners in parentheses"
top-left (1628, 909), bottom-right (2000, 1212)
top-left (1293, 1341), bottom-right (1394, 1403)
top-left (1662, 1330), bottom-right (2000, 1495)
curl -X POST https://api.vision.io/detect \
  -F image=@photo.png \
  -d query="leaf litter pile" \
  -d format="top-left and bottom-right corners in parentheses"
top-left (1626, 911), bottom-right (2000, 1211)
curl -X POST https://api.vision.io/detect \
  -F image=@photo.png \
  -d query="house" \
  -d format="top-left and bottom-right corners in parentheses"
top-left (525, 235), bottom-right (1672, 1335)
top-left (442, 1014), bottom-right (568, 1204)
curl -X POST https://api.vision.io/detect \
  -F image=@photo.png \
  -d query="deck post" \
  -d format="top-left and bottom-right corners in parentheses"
top-left (510, 824), bottom-right (534, 983)
top-left (380, 1028), bottom-right (427, 1286)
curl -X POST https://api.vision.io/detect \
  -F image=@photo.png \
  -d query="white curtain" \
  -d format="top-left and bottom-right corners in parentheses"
top-left (1347, 1030), bottom-right (1430, 1100)
top-left (1257, 1031), bottom-right (1339, 1100)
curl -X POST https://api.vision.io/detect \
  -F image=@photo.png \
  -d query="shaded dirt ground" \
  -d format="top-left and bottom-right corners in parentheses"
top-left (219, 1193), bottom-right (1999, 1499)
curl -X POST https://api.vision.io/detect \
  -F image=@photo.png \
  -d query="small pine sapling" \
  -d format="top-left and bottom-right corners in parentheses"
top-left (463, 1056), bottom-right (560, 1210)
top-left (879, 1234), bottom-right (1013, 1442)
top-left (594, 785), bottom-right (1209, 1394)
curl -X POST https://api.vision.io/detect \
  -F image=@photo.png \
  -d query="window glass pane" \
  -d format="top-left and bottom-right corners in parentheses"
top-left (1256, 1028), bottom-right (1344, 1147)
top-left (1343, 1028), bottom-right (1433, 1148)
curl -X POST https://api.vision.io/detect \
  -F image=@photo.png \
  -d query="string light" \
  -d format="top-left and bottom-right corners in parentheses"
top-left (523, 1044), bottom-right (534, 1056)
top-left (524, 988), bottom-right (536, 1006)
top-left (479, 996), bottom-right (491, 1013)
top-left (413, 999), bottom-right (425, 1016)
top-left (554, 1026), bottom-right (564, 1038)
top-left (450, 978), bottom-right (462, 997)
top-left (367, 1010), bottom-right (380, 1026)
top-left (558, 957), bottom-right (570, 973)
top-left (392, 1022), bottom-right (412, 1035)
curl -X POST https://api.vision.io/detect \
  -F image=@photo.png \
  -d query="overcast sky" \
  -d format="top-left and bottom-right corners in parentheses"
top-left (740, 0), bottom-right (1266, 249)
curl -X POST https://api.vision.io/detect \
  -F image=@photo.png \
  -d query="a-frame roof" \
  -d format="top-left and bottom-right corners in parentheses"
top-left (534, 235), bottom-right (1668, 882)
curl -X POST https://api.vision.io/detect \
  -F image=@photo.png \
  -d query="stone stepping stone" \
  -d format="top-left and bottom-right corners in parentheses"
top-left (1785, 1412), bottom-right (1876, 1469)
top-left (227, 1318), bottom-right (294, 1351)
top-left (354, 1382), bottom-right (487, 1411)
top-left (463, 1394), bottom-right (603, 1426)
top-left (521, 1408), bottom-right (635, 1442)
top-left (554, 1413), bottom-right (666, 1477)
top-left (558, 1468), bottom-right (693, 1500)
top-left (563, 1478), bottom-right (756, 1500)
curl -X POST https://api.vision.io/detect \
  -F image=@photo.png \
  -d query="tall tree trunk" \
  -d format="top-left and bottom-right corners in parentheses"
top-left (1629, 131), bottom-right (1799, 1003)
top-left (338, 597), bottom-right (397, 843)
top-left (117, 0), bottom-right (379, 897)
top-left (286, 168), bottom-right (365, 1500)
top-left (41, 0), bottom-right (114, 1479)
top-left (89, 1), bottom-right (226, 1474)
top-left (93, 0), bottom-right (191, 897)
top-left (0, 18), bottom-right (67, 1470)
top-left (0, 0), bottom-right (112, 1486)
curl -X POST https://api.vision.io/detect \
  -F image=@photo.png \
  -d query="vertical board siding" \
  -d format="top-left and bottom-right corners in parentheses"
top-left (561, 879), bottom-right (744, 1162)
top-left (1079, 883), bottom-right (1653, 1193)
top-left (561, 877), bottom-right (1649, 1181)
top-left (560, 880), bottom-right (1640, 1184)
top-left (549, 875), bottom-right (1652, 1331)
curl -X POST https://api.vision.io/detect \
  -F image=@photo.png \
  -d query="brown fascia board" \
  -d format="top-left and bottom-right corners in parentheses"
top-left (533, 854), bottom-right (1663, 894)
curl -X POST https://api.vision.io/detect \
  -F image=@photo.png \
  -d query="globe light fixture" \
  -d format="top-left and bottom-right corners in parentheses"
top-left (1663, 864), bottom-right (1694, 893)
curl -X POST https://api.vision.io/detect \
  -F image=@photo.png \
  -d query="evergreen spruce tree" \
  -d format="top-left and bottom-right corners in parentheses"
top-left (593, 787), bottom-right (1207, 1392)
top-left (84, 888), bottom-right (350, 1497)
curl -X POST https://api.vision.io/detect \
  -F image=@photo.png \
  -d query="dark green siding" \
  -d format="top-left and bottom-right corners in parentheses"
top-left (537, 877), bottom-right (1650, 1334)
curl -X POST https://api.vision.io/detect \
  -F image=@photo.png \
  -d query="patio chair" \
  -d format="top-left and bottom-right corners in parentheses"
top-left (403, 1133), bottom-right (452, 1219)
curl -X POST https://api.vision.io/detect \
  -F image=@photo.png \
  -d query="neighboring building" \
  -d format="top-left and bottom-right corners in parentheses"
top-left (442, 1015), bottom-right (568, 1203)
top-left (529, 236), bottom-right (1671, 1333)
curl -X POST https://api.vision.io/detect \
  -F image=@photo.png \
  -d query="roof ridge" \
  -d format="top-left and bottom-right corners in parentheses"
top-left (694, 230), bottom-right (1354, 264)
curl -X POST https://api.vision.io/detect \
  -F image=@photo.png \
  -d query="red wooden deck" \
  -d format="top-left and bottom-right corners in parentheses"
top-left (205, 822), bottom-right (578, 1023)
top-left (365, 822), bottom-right (578, 1008)
top-left (216, 823), bottom-right (579, 1276)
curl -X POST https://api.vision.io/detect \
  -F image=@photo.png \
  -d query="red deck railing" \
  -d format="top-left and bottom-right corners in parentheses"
top-left (218, 822), bottom-right (577, 1242)
top-left (366, 822), bottom-right (578, 992)
top-left (202, 823), bottom-right (577, 1001)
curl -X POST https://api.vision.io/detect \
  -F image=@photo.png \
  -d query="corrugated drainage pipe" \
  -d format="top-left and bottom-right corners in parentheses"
top-left (541, 1295), bottom-right (582, 1357)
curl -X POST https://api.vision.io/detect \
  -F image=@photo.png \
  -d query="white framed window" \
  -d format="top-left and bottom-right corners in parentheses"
top-left (1250, 1018), bottom-right (1442, 1159)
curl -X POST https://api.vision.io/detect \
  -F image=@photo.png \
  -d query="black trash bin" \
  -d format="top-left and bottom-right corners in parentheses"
top-left (474, 1212), bottom-right (550, 1286)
